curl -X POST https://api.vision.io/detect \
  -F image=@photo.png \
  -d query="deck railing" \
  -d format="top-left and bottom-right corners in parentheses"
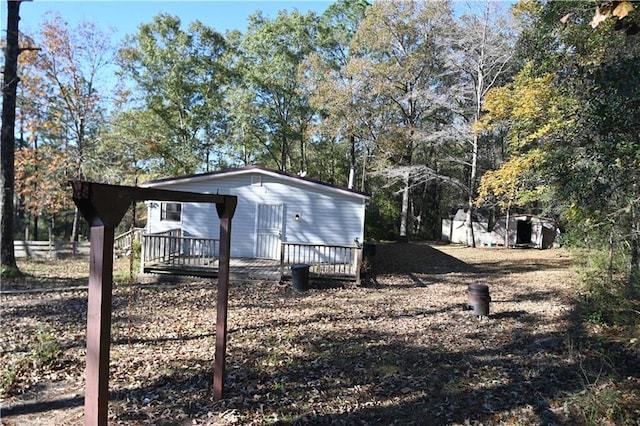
top-left (140, 232), bottom-right (361, 282)
top-left (114, 228), bottom-right (143, 256)
top-left (280, 241), bottom-right (362, 281)
top-left (141, 229), bottom-right (219, 269)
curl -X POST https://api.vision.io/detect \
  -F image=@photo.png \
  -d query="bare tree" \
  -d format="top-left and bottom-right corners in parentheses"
top-left (451, 2), bottom-right (515, 247)
top-left (350, 0), bottom-right (455, 241)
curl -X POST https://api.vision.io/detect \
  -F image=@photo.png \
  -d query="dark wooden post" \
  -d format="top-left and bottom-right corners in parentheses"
top-left (85, 225), bottom-right (115, 425)
top-left (214, 196), bottom-right (237, 400)
top-left (72, 181), bottom-right (236, 423)
top-left (72, 182), bottom-right (130, 426)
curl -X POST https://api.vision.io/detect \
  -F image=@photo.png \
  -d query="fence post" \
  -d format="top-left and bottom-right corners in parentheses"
top-left (48, 239), bottom-right (56, 260)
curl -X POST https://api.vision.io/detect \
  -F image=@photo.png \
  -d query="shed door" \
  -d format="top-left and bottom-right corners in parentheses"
top-left (256, 204), bottom-right (283, 259)
top-left (516, 220), bottom-right (532, 245)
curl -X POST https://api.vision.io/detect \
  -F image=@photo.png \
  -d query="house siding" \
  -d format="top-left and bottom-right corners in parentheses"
top-left (145, 171), bottom-right (367, 258)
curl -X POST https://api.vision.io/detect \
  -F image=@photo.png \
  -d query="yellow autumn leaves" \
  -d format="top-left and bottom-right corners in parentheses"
top-left (475, 62), bottom-right (577, 209)
top-left (559, 1), bottom-right (636, 29)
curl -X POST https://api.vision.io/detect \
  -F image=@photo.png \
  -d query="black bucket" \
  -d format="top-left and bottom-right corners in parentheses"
top-left (468, 282), bottom-right (491, 316)
top-left (291, 263), bottom-right (310, 292)
top-left (362, 242), bottom-right (376, 259)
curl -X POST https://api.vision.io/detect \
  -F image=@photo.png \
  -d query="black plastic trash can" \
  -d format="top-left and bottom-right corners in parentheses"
top-left (468, 282), bottom-right (491, 316)
top-left (291, 263), bottom-right (310, 292)
top-left (362, 242), bottom-right (376, 259)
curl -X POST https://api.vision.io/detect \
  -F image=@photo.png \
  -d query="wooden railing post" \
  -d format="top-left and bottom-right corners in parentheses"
top-left (139, 234), bottom-right (146, 274)
top-left (354, 245), bottom-right (362, 286)
top-left (280, 242), bottom-right (285, 281)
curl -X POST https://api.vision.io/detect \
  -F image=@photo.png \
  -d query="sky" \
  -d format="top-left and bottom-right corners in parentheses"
top-left (1, 0), bottom-right (334, 41)
top-left (3, 1), bottom-right (519, 42)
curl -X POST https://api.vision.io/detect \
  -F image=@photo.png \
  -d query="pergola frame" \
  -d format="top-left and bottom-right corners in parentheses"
top-left (71, 181), bottom-right (237, 426)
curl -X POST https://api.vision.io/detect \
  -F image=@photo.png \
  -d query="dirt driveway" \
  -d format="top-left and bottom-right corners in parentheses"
top-left (1, 243), bottom-right (638, 425)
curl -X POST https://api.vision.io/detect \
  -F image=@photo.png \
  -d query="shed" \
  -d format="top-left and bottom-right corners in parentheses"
top-left (141, 166), bottom-right (370, 261)
top-left (442, 209), bottom-right (558, 249)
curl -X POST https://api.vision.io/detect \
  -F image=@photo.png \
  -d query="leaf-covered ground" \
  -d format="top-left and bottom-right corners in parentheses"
top-left (1, 243), bottom-right (639, 425)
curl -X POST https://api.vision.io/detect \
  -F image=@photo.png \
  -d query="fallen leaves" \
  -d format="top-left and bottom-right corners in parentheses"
top-left (1, 244), bottom-right (639, 425)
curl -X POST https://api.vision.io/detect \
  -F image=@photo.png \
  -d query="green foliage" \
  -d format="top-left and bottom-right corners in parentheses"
top-left (132, 239), bottom-right (142, 262)
top-left (33, 333), bottom-right (61, 368)
top-left (495, 1), bottom-right (640, 295)
top-left (574, 246), bottom-right (639, 325)
top-left (365, 184), bottom-right (400, 241)
top-left (0, 265), bottom-right (22, 279)
top-left (228, 10), bottom-right (320, 173)
top-left (11, 1), bottom-right (639, 257)
top-left (14, 13), bottom-right (116, 241)
top-left (569, 384), bottom-right (625, 425)
top-left (116, 14), bottom-right (230, 176)
top-left (349, 0), bottom-right (459, 239)
top-left (1, 363), bottom-right (21, 395)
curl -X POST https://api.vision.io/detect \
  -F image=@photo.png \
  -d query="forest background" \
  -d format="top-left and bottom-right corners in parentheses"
top-left (1, 0), bottom-right (639, 295)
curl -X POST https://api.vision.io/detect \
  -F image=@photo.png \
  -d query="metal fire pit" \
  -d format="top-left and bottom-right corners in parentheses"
top-left (468, 282), bottom-right (491, 317)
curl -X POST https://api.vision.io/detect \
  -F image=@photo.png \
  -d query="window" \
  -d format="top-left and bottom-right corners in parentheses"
top-left (161, 202), bottom-right (182, 222)
top-left (251, 176), bottom-right (262, 186)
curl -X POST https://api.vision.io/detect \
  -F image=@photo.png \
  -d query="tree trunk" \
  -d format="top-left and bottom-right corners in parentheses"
top-left (398, 170), bottom-right (409, 242)
top-left (466, 130), bottom-right (480, 247)
top-left (505, 206), bottom-right (511, 248)
top-left (299, 120), bottom-right (305, 174)
top-left (70, 207), bottom-right (81, 242)
top-left (348, 134), bottom-right (356, 189)
top-left (466, 202), bottom-right (476, 247)
top-left (1, 0), bottom-right (24, 274)
top-left (360, 147), bottom-right (369, 192)
top-left (280, 134), bottom-right (287, 172)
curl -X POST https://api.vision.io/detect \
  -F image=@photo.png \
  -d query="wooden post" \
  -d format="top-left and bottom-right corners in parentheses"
top-left (279, 242), bottom-right (285, 281)
top-left (214, 196), bottom-right (237, 400)
top-left (354, 245), bottom-right (362, 286)
top-left (139, 234), bottom-right (146, 275)
top-left (71, 181), bottom-right (237, 424)
top-left (84, 225), bottom-right (115, 426)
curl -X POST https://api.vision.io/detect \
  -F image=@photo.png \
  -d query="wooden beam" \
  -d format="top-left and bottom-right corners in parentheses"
top-left (71, 181), bottom-right (236, 424)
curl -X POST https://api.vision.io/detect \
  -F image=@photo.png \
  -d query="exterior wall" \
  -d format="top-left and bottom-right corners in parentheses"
top-left (145, 171), bottom-right (367, 258)
top-left (441, 219), bottom-right (493, 245)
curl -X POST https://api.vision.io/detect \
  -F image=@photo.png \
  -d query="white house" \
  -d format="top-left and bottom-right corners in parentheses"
top-left (141, 166), bottom-right (370, 260)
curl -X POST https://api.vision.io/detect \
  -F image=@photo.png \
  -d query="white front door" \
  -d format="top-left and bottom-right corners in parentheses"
top-left (256, 204), bottom-right (283, 259)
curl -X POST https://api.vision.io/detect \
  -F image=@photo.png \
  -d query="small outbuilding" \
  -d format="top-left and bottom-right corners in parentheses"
top-left (141, 166), bottom-right (370, 262)
top-left (442, 209), bottom-right (558, 249)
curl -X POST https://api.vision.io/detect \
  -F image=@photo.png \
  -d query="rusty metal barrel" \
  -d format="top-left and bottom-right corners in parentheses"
top-left (468, 282), bottom-right (491, 316)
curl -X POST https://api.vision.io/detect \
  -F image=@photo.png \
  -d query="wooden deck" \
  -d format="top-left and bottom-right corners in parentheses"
top-left (139, 231), bottom-right (363, 283)
top-left (144, 257), bottom-right (282, 281)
